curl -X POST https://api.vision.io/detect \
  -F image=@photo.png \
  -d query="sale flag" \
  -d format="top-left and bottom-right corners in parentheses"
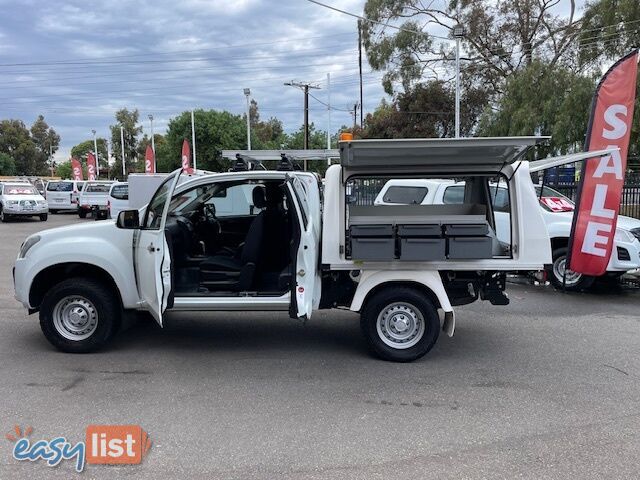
top-left (181, 139), bottom-right (193, 173)
top-left (71, 157), bottom-right (84, 181)
top-left (568, 50), bottom-right (639, 276)
top-left (87, 152), bottom-right (97, 181)
top-left (145, 145), bottom-right (155, 174)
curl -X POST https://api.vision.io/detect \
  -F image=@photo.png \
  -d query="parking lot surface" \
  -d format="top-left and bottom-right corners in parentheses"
top-left (1, 214), bottom-right (639, 479)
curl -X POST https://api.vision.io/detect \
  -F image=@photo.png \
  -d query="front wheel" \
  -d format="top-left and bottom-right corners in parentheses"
top-left (547, 247), bottom-right (595, 291)
top-left (39, 214), bottom-right (48, 221)
top-left (360, 287), bottom-right (440, 362)
top-left (0, 208), bottom-right (9, 223)
top-left (39, 277), bottom-right (121, 353)
top-left (78, 209), bottom-right (87, 219)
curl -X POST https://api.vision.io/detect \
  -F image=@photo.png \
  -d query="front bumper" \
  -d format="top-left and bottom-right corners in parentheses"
top-left (4, 206), bottom-right (48, 215)
top-left (13, 257), bottom-right (31, 309)
top-left (608, 238), bottom-right (640, 272)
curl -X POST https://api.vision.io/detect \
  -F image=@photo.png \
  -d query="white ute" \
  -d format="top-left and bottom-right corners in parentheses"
top-left (13, 137), bottom-right (615, 362)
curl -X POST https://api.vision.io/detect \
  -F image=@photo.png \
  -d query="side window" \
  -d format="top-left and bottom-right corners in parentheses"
top-left (442, 185), bottom-right (465, 204)
top-left (205, 184), bottom-right (253, 217)
top-left (489, 186), bottom-right (510, 213)
top-left (291, 178), bottom-right (309, 228)
top-left (383, 186), bottom-right (428, 204)
top-left (111, 185), bottom-right (129, 200)
top-left (144, 176), bottom-right (176, 229)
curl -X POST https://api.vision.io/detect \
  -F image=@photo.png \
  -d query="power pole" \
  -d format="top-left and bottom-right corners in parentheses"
top-left (358, 20), bottom-right (364, 128)
top-left (284, 81), bottom-right (320, 170)
top-left (352, 102), bottom-right (360, 130)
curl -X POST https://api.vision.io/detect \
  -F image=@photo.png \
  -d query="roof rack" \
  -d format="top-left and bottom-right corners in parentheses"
top-left (230, 154), bottom-right (267, 172)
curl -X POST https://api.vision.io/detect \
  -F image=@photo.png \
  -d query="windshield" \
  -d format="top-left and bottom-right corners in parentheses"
top-left (4, 185), bottom-right (38, 195)
top-left (85, 184), bottom-right (111, 193)
top-left (47, 182), bottom-right (73, 192)
top-left (535, 185), bottom-right (575, 212)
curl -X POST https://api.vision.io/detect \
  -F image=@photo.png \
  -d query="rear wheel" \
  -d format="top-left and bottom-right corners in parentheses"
top-left (547, 247), bottom-right (596, 291)
top-left (360, 287), bottom-right (440, 362)
top-left (39, 277), bottom-right (121, 353)
top-left (49, 209), bottom-right (58, 214)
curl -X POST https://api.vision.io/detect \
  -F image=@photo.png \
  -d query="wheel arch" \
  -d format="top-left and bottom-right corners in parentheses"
top-left (29, 262), bottom-right (123, 311)
top-left (350, 271), bottom-right (452, 314)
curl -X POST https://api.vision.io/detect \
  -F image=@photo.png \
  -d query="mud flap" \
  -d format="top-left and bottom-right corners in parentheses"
top-left (443, 310), bottom-right (455, 337)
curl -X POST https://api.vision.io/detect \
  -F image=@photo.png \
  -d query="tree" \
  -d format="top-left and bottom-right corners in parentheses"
top-left (245, 100), bottom-right (287, 149)
top-left (0, 119), bottom-right (38, 175)
top-left (161, 109), bottom-right (246, 172)
top-left (362, 0), bottom-right (583, 96)
top-left (70, 138), bottom-right (108, 173)
top-left (578, 0), bottom-right (640, 68)
top-left (30, 115), bottom-right (60, 175)
top-left (55, 160), bottom-right (72, 180)
top-left (478, 61), bottom-right (596, 156)
top-left (0, 152), bottom-right (15, 176)
top-left (110, 108), bottom-right (143, 179)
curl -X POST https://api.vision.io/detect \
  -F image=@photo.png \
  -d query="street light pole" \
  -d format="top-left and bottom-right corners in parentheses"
top-left (148, 114), bottom-right (155, 154)
top-left (243, 88), bottom-right (251, 151)
top-left (453, 24), bottom-right (465, 139)
top-left (120, 126), bottom-right (126, 178)
top-left (191, 109), bottom-right (197, 170)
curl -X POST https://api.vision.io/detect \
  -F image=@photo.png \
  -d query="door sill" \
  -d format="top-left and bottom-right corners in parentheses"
top-left (171, 293), bottom-right (290, 311)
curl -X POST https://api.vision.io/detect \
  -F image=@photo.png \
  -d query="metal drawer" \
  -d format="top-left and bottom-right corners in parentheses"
top-left (350, 224), bottom-right (394, 237)
top-left (444, 223), bottom-right (489, 237)
top-left (350, 237), bottom-right (395, 261)
top-left (397, 224), bottom-right (442, 237)
top-left (400, 238), bottom-right (446, 261)
top-left (448, 237), bottom-right (493, 259)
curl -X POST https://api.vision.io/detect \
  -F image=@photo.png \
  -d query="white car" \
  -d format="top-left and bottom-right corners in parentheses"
top-left (45, 180), bottom-right (86, 213)
top-left (78, 181), bottom-right (114, 219)
top-left (0, 182), bottom-right (48, 222)
top-left (375, 179), bottom-right (640, 290)
top-left (107, 183), bottom-right (128, 220)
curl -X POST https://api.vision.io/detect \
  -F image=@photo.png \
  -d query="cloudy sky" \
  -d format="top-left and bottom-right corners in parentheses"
top-left (0, 0), bottom-right (586, 163)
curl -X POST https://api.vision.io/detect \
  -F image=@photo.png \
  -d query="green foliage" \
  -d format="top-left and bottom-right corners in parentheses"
top-left (0, 152), bottom-right (15, 176)
top-left (0, 119), bottom-right (38, 175)
top-left (30, 115), bottom-right (59, 175)
top-left (110, 108), bottom-right (143, 180)
top-left (55, 160), bottom-right (72, 180)
top-left (70, 138), bottom-right (108, 172)
top-left (579, 0), bottom-right (640, 67)
top-left (160, 109), bottom-right (246, 173)
top-left (478, 61), bottom-right (596, 156)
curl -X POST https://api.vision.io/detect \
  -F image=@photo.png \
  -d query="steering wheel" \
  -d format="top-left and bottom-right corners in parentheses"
top-left (203, 203), bottom-right (221, 234)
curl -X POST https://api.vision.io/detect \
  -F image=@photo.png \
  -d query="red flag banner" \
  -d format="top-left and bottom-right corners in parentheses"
top-left (181, 139), bottom-right (193, 173)
top-left (145, 145), bottom-right (155, 174)
top-left (87, 152), bottom-right (97, 181)
top-left (71, 157), bottom-right (84, 181)
top-left (568, 50), bottom-right (639, 276)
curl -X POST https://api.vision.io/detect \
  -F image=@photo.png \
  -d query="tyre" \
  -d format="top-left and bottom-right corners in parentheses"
top-left (49, 209), bottom-right (58, 214)
top-left (547, 247), bottom-right (596, 291)
top-left (78, 209), bottom-right (87, 219)
top-left (0, 208), bottom-right (10, 223)
top-left (360, 287), bottom-right (440, 362)
top-left (39, 214), bottom-right (48, 221)
top-left (39, 277), bottom-right (121, 353)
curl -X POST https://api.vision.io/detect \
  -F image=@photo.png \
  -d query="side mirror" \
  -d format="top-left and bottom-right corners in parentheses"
top-left (116, 209), bottom-right (140, 229)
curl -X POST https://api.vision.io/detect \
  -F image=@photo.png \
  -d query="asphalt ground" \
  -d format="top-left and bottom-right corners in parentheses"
top-left (0, 213), bottom-right (639, 479)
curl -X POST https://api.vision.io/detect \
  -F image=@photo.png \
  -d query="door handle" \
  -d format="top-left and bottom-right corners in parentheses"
top-left (297, 269), bottom-right (305, 277)
top-left (147, 243), bottom-right (156, 253)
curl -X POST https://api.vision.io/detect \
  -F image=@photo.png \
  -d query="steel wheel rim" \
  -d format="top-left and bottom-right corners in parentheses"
top-left (52, 295), bottom-right (98, 341)
top-left (376, 302), bottom-right (425, 349)
top-left (553, 256), bottom-right (582, 286)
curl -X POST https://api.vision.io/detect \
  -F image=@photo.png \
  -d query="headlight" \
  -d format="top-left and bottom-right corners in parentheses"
top-left (614, 228), bottom-right (634, 243)
top-left (7, 200), bottom-right (18, 205)
top-left (630, 228), bottom-right (640, 242)
top-left (37, 200), bottom-right (46, 205)
top-left (18, 235), bottom-right (40, 259)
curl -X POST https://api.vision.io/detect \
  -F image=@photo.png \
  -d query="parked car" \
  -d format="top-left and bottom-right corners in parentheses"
top-left (78, 181), bottom-right (114, 219)
top-left (374, 179), bottom-right (640, 290)
top-left (0, 182), bottom-right (48, 222)
top-left (45, 180), bottom-right (86, 213)
top-left (108, 182), bottom-right (128, 219)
